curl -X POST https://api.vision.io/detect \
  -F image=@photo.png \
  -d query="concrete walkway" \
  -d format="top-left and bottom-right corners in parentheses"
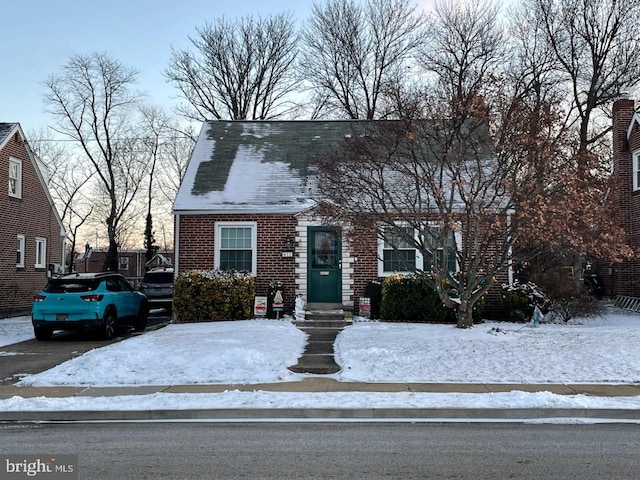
top-left (2, 378), bottom-right (640, 422)
top-left (3, 377), bottom-right (640, 398)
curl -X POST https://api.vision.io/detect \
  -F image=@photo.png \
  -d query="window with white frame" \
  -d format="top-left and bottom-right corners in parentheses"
top-left (380, 225), bottom-right (420, 273)
top-left (16, 234), bottom-right (25, 268)
top-left (119, 256), bottom-right (130, 271)
top-left (8, 158), bottom-right (22, 198)
top-left (378, 224), bottom-right (459, 276)
top-left (634, 151), bottom-right (640, 191)
top-left (35, 237), bottom-right (47, 269)
top-left (423, 226), bottom-right (458, 273)
top-left (215, 222), bottom-right (257, 274)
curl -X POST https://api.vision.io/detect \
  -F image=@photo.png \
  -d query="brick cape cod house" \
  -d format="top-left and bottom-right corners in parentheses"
top-left (172, 121), bottom-right (507, 316)
top-left (0, 123), bottom-right (65, 316)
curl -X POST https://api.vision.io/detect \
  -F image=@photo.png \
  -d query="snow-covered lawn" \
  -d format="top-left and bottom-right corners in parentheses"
top-left (0, 315), bottom-right (33, 348)
top-left (2, 309), bottom-right (640, 414)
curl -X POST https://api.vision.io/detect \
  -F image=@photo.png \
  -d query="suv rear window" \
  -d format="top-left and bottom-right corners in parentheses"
top-left (44, 279), bottom-right (101, 293)
top-left (142, 272), bottom-right (174, 283)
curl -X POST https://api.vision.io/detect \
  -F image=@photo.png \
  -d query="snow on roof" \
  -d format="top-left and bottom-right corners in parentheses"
top-left (173, 120), bottom-right (362, 214)
top-left (172, 119), bottom-right (498, 215)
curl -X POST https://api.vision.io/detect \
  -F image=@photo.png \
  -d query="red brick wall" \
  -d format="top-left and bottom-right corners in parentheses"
top-left (348, 224), bottom-right (379, 304)
top-left (346, 219), bottom-right (507, 318)
top-left (610, 99), bottom-right (640, 296)
top-left (0, 129), bottom-right (64, 316)
top-left (177, 214), bottom-right (298, 310)
top-left (178, 213), bottom-right (507, 317)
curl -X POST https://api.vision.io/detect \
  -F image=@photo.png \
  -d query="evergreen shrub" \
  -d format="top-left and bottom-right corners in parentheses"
top-left (173, 270), bottom-right (255, 322)
top-left (380, 274), bottom-right (457, 323)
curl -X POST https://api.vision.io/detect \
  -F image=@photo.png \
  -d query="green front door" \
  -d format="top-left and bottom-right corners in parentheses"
top-left (307, 227), bottom-right (342, 303)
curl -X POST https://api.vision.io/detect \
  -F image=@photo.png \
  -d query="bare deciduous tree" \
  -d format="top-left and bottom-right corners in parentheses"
top-left (136, 106), bottom-right (195, 262)
top-left (300, 0), bottom-right (426, 119)
top-left (418, 0), bottom-right (506, 113)
top-left (315, 0), bottom-right (632, 327)
top-left (27, 130), bottom-right (94, 272)
top-left (138, 106), bottom-right (166, 265)
top-left (166, 13), bottom-right (299, 121)
top-left (44, 52), bottom-right (147, 271)
top-left (507, 0), bottom-right (639, 281)
top-left (156, 126), bottom-right (195, 205)
top-left (531, 0), bottom-right (640, 165)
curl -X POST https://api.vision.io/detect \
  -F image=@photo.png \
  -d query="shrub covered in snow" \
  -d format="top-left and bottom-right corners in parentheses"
top-left (501, 281), bottom-right (549, 322)
top-left (173, 270), bottom-right (255, 322)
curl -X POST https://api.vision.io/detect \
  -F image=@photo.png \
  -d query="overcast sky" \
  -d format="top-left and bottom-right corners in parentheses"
top-left (1, 0), bottom-right (433, 134)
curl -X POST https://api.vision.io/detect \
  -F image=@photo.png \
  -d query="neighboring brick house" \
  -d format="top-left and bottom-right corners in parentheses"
top-left (608, 97), bottom-right (640, 296)
top-left (74, 247), bottom-right (174, 282)
top-left (173, 121), bottom-right (507, 316)
top-left (0, 123), bottom-right (65, 316)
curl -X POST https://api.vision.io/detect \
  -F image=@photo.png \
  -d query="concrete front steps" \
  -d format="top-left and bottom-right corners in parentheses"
top-left (288, 303), bottom-right (350, 375)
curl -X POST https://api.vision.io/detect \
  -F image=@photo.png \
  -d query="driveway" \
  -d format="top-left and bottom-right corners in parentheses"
top-left (0, 310), bottom-right (171, 385)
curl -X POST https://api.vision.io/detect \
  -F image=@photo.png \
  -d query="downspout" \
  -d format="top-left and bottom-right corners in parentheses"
top-left (507, 210), bottom-right (514, 287)
top-left (61, 233), bottom-right (66, 274)
top-left (174, 213), bottom-right (180, 278)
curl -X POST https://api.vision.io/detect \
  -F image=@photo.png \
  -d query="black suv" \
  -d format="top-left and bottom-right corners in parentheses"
top-left (138, 268), bottom-right (174, 311)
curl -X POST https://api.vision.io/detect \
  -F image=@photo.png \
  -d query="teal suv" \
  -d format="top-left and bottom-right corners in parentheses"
top-left (31, 272), bottom-right (149, 341)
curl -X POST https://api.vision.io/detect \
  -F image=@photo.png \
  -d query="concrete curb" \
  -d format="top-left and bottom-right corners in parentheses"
top-left (2, 407), bottom-right (640, 422)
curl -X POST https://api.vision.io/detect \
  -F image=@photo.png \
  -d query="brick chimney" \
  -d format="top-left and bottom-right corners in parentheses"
top-left (612, 97), bottom-right (635, 172)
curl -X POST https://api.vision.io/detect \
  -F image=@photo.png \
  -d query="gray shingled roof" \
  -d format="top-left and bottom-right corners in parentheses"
top-left (0, 123), bottom-right (17, 147)
top-left (173, 121), bottom-right (364, 214)
top-left (173, 119), bottom-right (496, 215)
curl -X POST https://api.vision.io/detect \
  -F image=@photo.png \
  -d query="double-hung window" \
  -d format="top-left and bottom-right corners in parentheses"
top-left (378, 223), bottom-right (459, 276)
top-left (215, 222), bottom-right (257, 275)
top-left (380, 225), bottom-right (419, 274)
top-left (8, 158), bottom-right (22, 198)
top-left (423, 226), bottom-right (458, 273)
top-left (16, 235), bottom-right (25, 268)
top-left (35, 237), bottom-right (47, 269)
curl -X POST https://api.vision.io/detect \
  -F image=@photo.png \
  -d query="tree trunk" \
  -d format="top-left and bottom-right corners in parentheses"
top-left (456, 297), bottom-right (474, 328)
top-left (103, 218), bottom-right (119, 272)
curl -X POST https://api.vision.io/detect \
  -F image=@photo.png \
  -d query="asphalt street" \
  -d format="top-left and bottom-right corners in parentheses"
top-left (2, 422), bottom-right (639, 479)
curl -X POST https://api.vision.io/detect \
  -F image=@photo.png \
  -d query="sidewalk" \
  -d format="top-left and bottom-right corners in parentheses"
top-left (2, 378), bottom-right (640, 422)
top-left (3, 377), bottom-right (640, 398)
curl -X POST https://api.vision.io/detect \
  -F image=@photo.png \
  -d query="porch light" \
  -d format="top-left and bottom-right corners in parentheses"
top-left (284, 236), bottom-right (295, 251)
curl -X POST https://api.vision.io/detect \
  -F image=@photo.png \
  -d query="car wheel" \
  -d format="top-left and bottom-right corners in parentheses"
top-left (103, 311), bottom-right (118, 340)
top-left (134, 303), bottom-right (149, 332)
top-left (34, 326), bottom-right (53, 341)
